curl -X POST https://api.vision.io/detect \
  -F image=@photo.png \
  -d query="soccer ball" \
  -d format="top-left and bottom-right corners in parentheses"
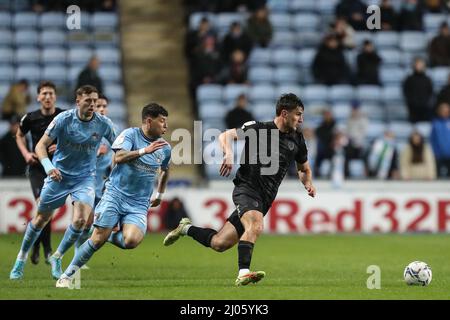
top-left (403, 261), bottom-right (432, 286)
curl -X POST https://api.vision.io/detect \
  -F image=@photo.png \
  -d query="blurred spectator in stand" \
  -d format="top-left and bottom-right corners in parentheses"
top-left (1, 79), bottom-right (31, 121)
top-left (312, 34), bottom-right (351, 85)
top-left (423, 0), bottom-right (446, 12)
top-left (218, 49), bottom-right (249, 84)
top-left (428, 22), bottom-right (450, 67)
top-left (402, 57), bottom-right (433, 123)
top-left (221, 22), bottom-right (253, 63)
top-left (367, 130), bottom-right (399, 179)
top-left (76, 56), bottom-right (103, 95)
top-left (400, 131), bottom-right (436, 180)
top-left (380, 0), bottom-right (398, 30)
top-left (185, 17), bottom-right (217, 63)
top-left (216, 0), bottom-right (267, 12)
top-left (246, 5), bottom-right (273, 48)
top-left (331, 17), bottom-right (355, 49)
top-left (163, 197), bottom-right (190, 230)
top-left (430, 102), bottom-right (450, 177)
top-left (0, 116), bottom-right (27, 177)
top-left (225, 94), bottom-right (254, 129)
top-left (398, 0), bottom-right (423, 31)
top-left (356, 40), bottom-right (382, 85)
top-left (335, 0), bottom-right (367, 31)
top-left (436, 73), bottom-right (450, 106)
top-left (314, 109), bottom-right (336, 177)
top-left (345, 102), bottom-right (368, 176)
top-left (192, 36), bottom-right (221, 87)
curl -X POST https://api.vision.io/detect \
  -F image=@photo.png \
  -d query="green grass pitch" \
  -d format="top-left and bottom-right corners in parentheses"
top-left (1, 233), bottom-right (449, 299)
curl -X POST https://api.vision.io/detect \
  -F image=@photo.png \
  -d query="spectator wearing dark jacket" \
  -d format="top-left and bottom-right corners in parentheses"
top-left (221, 22), bottom-right (253, 63)
top-left (314, 109), bottom-right (336, 177)
top-left (76, 56), bottom-right (103, 94)
top-left (163, 197), bottom-right (190, 230)
top-left (398, 0), bottom-right (423, 31)
top-left (246, 5), bottom-right (273, 47)
top-left (402, 58), bottom-right (434, 123)
top-left (312, 35), bottom-right (351, 85)
top-left (428, 22), bottom-right (450, 67)
top-left (380, 0), bottom-right (398, 30)
top-left (0, 116), bottom-right (26, 177)
top-left (335, 0), bottom-right (367, 31)
top-left (436, 73), bottom-right (450, 105)
top-left (185, 17), bottom-right (217, 62)
top-left (225, 94), bottom-right (254, 129)
top-left (430, 102), bottom-right (450, 177)
top-left (219, 49), bottom-right (249, 85)
top-left (356, 40), bottom-right (382, 85)
top-left (192, 36), bottom-right (221, 87)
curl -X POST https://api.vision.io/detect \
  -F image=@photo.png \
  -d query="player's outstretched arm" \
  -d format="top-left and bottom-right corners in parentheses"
top-left (218, 129), bottom-right (238, 177)
top-left (150, 167), bottom-right (169, 207)
top-left (297, 160), bottom-right (316, 198)
top-left (15, 127), bottom-right (38, 165)
top-left (36, 133), bottom-right (62, 181)
top-left (114, 140), bottom-right (168, 164)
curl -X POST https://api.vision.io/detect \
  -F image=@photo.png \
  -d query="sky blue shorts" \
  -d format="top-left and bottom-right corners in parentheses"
top-left (38, 175), bottom-right (96, 213)
top-left (93, 190), bottom-right (148, 235)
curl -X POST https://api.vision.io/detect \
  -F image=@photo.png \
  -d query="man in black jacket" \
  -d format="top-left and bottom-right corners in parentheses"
top-left (76, 56), bottom-right (103, 95)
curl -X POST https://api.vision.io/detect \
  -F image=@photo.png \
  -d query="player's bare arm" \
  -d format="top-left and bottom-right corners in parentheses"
top-left (218, 128), bottom-right (238, 177)
top-left (36, 133), bottom-right (62, 182)
top-left (150, 167), bottom-right (170, 207)
top-left (114, 140), bottom-right (168, 164)
top-left (297, 160), bottom-right (316, 198)
top-left (15, 127), bottom-right (38, 165)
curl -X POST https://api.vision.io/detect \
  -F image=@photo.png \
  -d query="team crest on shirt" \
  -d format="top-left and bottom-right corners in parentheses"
top-left (91, 132), bottom-right (100, 140)
top-left (288, 141), bottom-right (295, 151)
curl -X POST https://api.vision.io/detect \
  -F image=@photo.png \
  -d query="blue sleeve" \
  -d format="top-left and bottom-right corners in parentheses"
top-left (111, 129), bottom-right (134, 152)
top-left (103, 117), bottom-right (117, 145)
top-left (161, 145), bottom-right (171, 170)
top-left (45, 113), bottom-right (65, 140)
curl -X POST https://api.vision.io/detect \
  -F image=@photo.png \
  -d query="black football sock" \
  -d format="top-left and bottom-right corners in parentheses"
top-left (238, 240), bottom-right (254, 271)
top-left (41, 221), bottom-right (52, 253)
top-left (187, 226), bottom-right (217, 247)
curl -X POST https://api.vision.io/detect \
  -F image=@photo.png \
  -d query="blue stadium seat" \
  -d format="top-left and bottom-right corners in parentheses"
top-left (104, 83), bottom-right (125, 102)
top-left (331, 103), bottom-right (351, 121)
top-left (366, 121), bottom-right (387, 141)
top-left (274, 67), bottom-right (299, 84)
top-left (248, 84), bottom-right (276, 103)
top-left (216, 13), bottom-right (246, 33)
top-left (0, 29), bottom-right (13, 46)
top-left (11, 0), bottom-right (30, 11)
top-left (68, 47), bottom-right (94, 65)
top-left (430, 67), bottom-right (450, 90)
top-left (289, 0), bottom-right (316, 12)
top-left (40, 30), bottom-right (66, 46)
top-left (68, 65), bottom-right (84, 83)
top-left (348, 159), bottom-right (366, 178)
top-left (222, 84), bottom-right (249, 104)
top-left (0, 12), bottom-right (11, 28)
top-left (41, 48), bottom-right (67, 65)
top-left (297, 31), bottom-right (322, 48)
top-left (389, 121), bottom-right (413, 139)
top-left (316, 0), bottom-right (339, 15)
top-left (374, 32), bottom-right (399, 48)
top-left (199, 102), bottom-right (227, 120)
top-left (196, 84), bottom-right (223, 102)
top-left (329, 85), bottom-right (355, 103)
top-left (267, 0), bottom-right (289, 13)
top-left (0, 48), bottom-right (13, 64)
top-left (270, 31), bottom-right (296, 48)
top-left (42, 65), bottom-right (67, 84)
top-left (15, 47), bottom-right (40, 64)
top-left (67, 31), bottom-right (92, 47)
top-left (252, 102), bottom-right (276, 120)
top-left (39, 12), bottom-right (65, 29)
top-left (360, 103), bottom-right (386, 121)
top-left (95, 48), bottom-right (120, 64)
top-left (248, 66), bottom-right (274, 84)
top-left (13, 12), bottom-right (38, 29)
top-left (276, 84), bottom-right (303, 97)
top-left (303, 85), bottom-right (328, 104)
top-left (0, 83), bottom-right (9, 99)
top-left (272, 48), bottom-right (297, 66)
top-left (354, 32), bottom-right (374, 47)
top-left (400, 32), bottom-right (427, 52)
top-left (92, 12), bottom-right (118, 30)
top-left (380, 67), bottom-right (407, 85)
top-left (15, 30), bottom-right (39, 46)
top-left (0, 66), bottom-right (14, 82)
top-left (415, 122), bottom-right (432, 139)
top-left (269, 13), bottom-right (291, 31)
top-left (291, 13), bottom-right (320, 31)
top-left (386, 104), bottom-right (409, 121)
top-left (382, 86), bottom-right (404, 105)
top-left (424, 14), bottom-right (447, 33)
top-left (379, 49), bottom-right (402, 66)
top-left (297, 48), bottom-right (316, 68)
top-left (16, 65), bottom-right (40, 81)
top-left (188, 12), bottom-right (215, 30)
top-left (107, 103), bottom-right (127, 120)
top-left (98, 66), bottom-right (121, 83)
top-left (356, 85), bottom-right (382, 103)
top-left (248, 48), bottom-right (271, 66)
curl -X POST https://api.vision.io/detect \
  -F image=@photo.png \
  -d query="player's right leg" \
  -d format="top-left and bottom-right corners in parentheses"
top-left (9, 211), bottom-right (53, 280)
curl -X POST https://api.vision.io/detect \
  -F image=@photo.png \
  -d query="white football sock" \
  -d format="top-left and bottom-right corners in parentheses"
top-left (239, 269), bottom-right (250, 277)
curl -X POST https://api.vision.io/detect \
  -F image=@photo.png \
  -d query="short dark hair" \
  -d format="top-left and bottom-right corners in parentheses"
top-left (37, 81), bottom-right (56, 94)
top-left (98, 93), bottom-right (108, 103)
top-left (275, 93), bottom-right (304, 116)
top-left (142, 103), bottom-right (168, 122)
top-left (76, 85), bottom-right (98, 97)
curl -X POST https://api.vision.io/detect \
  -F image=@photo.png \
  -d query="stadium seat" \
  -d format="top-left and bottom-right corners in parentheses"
top-left (374, 32), bottom-right (399, 49)
top-left (289, 0), bottom-right (316, 12)
top-left (297, 48), bottom-right (316, 68)
top-left (269, 13), bottom-right (291, 31)
top-left (348, 159), bottom-right (366, 178)
top-left (42, 65), bottom-right (67, 84)
top-left (303, 85), bottom-right (328, 104)
top-left (297, 31), bottom-right (322, 48)
top-left (98, 66), bottom-right (121, 83)
top-left (424, 14), bottom-right (447, 33)
top-left (15, 30), bottom-right (39, 46)
top-left (386, 104), bottom-right (409, 121)
top-left (267, 0), bottom-right (289, 13)
top-left (95, 48), bottom-right (121, 64)
top-left (222, 84), bottom-right (249, 104)
top-left (0, 12), bottom-right (11, 28)
top-left (199, 102), bottom-right (227, 120)
top-left (331, 103), bottom-right (352, 121)
top-left (41, 48), bottom-right (67, 65)
top-left (356, 85), bottom-right (381, 103)
top-left (0, 29), bottom-right (13, 46)
top-left (291, 13), bottom-right (320, 31)
top-left (400, 32), bottom-right (427, 52)
top-left (354, 32), bottom-right (374, 47)
top-left (11, 0), bottom-right (29, 11)
top-left (68, 47), bottom-right (94, 65)
top-left (366, 121), bottom-right (387, 141)
top-left (248, 48), bottom-right (271, 66)
top-left (104, 83), bottom-right (125, 102)
top-left (92, 12), bottom-right (118, 30)
top-left (68, 65), bottom-right (84, 83)
top-left (0, 48), bottom-right (13, 64)
top-left (382, 86), bottom-right (404, 105)
top-left (15, 47), bottom-right (40, 64)
top-left (39, 12), bottom-right (65, 29)
top-left (274, 67), bottom-right (299, 84)
top-left (379, 49), bottom-right (402, 66)
top-left (0, 83), bottom-right (9, 99)
top-left (316, 0), bottom-right (339, 15)
top-left (380, 67), bottom-right (407, 85)
top-left (0, 66), bottom-right (14, 81)
top-left (414, 122), bottom-right (432, 139)
top-left (196, 84), bottom-right (223, 102)
top-left (251, 102), bottom-right (276, 120)
top-left (329, 85), bottom-right (355, 103)
top-left (430, 67), bottom-right (450, 90)
top-left (248, 66), bottom-right (274, 84)
top-left (272, 48), bottom-right (297, 66)
top-left (107, 103), bottom-right (127, 120)
top-left (360, 103), bottom-right (386, 121)
top-left (248, 84), bottom-right (276, 103)
top-left (270, 31), bottom-right (296, 48)
top-left (13, 12), bottom-right (38, 29)
top-left (389, 121), bottom-right (413, 139)
top-left (216, 13), bottom-right (246, 33)
top-left (276, 84), bottom-right (303, 97)
top-left (40, 30), bottom-right (66, 46)
top-left (188, 12), bottom-right (215, 30)
top-left (15, 65), bottom-right (40, 82)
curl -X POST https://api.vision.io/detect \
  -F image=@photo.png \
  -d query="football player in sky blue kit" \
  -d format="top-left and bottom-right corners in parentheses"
top-left (55, 103), bottom-right (171, 288)
top-left (9, 85), bottom-right (116, 280)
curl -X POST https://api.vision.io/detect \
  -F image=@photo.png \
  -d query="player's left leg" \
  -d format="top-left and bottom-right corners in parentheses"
top-left (108, 224), bottom-right (144, 249)
top-left (74, 211), bottom-right (94, 269)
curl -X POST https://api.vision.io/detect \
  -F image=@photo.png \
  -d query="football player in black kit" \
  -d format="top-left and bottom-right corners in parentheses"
top-left (15, 81), bottom-right (65, 265)
top-left (164, 93), bottom-right (316, 286)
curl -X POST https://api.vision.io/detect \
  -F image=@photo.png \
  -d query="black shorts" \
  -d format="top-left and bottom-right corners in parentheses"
top-left (226, 186), bottom-right (271, 238)
top-left (27, 167), bottom-right (46, 199)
